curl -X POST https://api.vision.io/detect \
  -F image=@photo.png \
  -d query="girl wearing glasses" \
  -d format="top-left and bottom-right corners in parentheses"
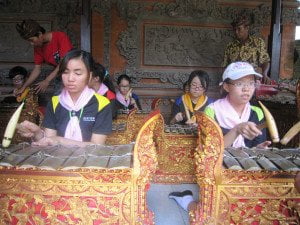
top-left (115, 74), bottom-right (142, 110)
top-left (205, 61), bottom-right (271, 148)
top-left (170, 70), bottom-right (214, 125)
top-left (168, 62), bottom-right (272, 216)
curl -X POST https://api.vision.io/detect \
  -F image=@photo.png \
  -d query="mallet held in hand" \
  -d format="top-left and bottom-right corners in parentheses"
top-left (256, 101), bottom-right (280, 143)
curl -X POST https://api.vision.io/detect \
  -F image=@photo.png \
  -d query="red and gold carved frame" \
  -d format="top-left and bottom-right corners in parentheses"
top-left (152, 129), bottom-right (197, 184)
top-left (0, 111), bottom-right (163, 225)
top-left (190, 112), bottom-right (300, 225)
top-left (107, 109), bottom-right (148, 145)
top-left (152, 115), bottom-right (197, 184)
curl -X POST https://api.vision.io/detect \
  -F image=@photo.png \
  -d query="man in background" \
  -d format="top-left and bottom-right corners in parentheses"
top-left (223, 15), bottom-right (271, 83)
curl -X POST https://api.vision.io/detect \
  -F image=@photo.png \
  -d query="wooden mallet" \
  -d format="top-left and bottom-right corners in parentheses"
top-left (257, 101), bottom-right (280, 143)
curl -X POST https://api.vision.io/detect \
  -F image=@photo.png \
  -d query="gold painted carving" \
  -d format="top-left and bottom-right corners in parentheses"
top-left (191, 112), bottom-right (300, 225)
top-left (107, 110), bottom-right (147, 145)
top-left (0, 111), bottom-right (163, 225)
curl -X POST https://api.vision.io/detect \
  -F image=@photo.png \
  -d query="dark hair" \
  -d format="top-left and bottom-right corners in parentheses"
top-left (92, 62), bottom-right (115, 92)
top-left (16, 19), bottom-right (45, 40)
top-left (8, 66), bottom-right (28, 79)
top-left (187, 70), bottom-right (210, 92)
top-left (58, 49), bottom-right (94, 79)
top-left (231, 14), bottom-right (251, 28)
top-left (117, 74), bottom-right (131, 85)
top-left (183, 81), bottom-right (188, 90)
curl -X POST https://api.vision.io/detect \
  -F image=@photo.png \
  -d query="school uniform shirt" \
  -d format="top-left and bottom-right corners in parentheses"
top-left (204, 103), bottom-right (267, 148)
top-left (116, 93), bottom-right (142, 110)
top-left (102, 90), bottom-right (117, 119)
top-left (42, 94), bottom-right (112, 142)
top-left (34, 31), bottom-right (73, 66)
top-left (172, 95), bottom-right (214, 124)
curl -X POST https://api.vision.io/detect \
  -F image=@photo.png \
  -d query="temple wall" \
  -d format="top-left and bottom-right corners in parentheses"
top-left (0, 0), bottom-right (299, 111)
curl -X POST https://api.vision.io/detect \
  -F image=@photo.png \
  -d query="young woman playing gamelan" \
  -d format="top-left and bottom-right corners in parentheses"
top-left (115, 74), bottom-right (142, 110)
top-left (170, 70), bottom-right (214, 125)
top-left (17, 49), bottom-right (112, 146)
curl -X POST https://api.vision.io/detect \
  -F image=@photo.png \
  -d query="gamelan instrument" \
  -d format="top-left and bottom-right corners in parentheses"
top-left (2, 102), bottom-right (24, 148)
top-left (0, 143), bottom-right (133, 169)
top-left (190, 112), bottom-right (300, 225)
top-left (153, 123), bottom-right (198, 183)
top-left (164, 124), bottom-right (198, 135)
top-left (223, 147), bottom-right (300, 171)
top-left (0, 111), bottom-right (163, 225)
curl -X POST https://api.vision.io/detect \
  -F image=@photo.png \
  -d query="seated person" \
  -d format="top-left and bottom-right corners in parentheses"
top-left (4, 66), bottom-right (40, 123)
top-left (170, 81), bottom-right (189, 105)
top-left (205, 61), bottom-right (271, 149)
top-left (17, 49), bottom-right (112, 146)
top-left (89, 63), bottom-right (117, 119)
top-left (115, 74), bottom-right (142, 110)
top-left (2, 66), bottom-right (41, 143)
top-left (170, 70), bottom-right (214, 125)
top-left (183, 81), bottom-right (189, 94)
top-left (2, 66), bottom-right (31, 104)
top-left (169, 61), bottom-right (272, 213)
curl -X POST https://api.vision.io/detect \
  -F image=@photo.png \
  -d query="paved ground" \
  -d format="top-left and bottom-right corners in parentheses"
top-left (147, 183), bottom-right (199, 225)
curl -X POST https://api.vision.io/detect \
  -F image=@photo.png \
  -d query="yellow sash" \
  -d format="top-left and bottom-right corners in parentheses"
top-left (182, 94), bottom-right (207, 121)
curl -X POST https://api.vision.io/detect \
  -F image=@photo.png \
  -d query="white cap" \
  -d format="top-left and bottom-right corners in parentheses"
top-left (220, 61), bottom-right (262, 85)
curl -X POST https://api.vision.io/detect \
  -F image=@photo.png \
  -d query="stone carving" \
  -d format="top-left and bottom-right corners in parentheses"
top-left (114, 0), bottom-right (280, 87)
top-left (282, 6), bottom-right (299, 24)
top-left (0, 0), bottom-right (79, 62)
top-left (92, 0), bottom-right (112, 67)
top-left (0, 22), bottom-right (51, 62)
top-left (144, 24), bottom-right (232, 67)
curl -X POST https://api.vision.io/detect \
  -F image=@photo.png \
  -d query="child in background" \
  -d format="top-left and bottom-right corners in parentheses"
top-left (116, 74), bottom-right (142, 110)
top-left (2, 66), bottom-right (40, 143)
top-left (89, 63), bottom-right (117, 119)
top-left (170, 70), bottom-right (214, 125)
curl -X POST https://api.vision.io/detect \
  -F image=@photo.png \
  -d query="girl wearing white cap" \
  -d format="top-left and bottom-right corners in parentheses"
top-left (168, 61), bottom-right (272, 215)
top-left (205, 61), bottom-right (271, 148)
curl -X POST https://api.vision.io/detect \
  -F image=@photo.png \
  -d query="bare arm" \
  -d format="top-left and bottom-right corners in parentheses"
top-left (170, 112), bottom-right (184, 124)
top-left (45, 65), bottom-right (60, 83)
top-left (261, 62), bottom-right (270, 77)
top-left (17, 121), bottom-right (107, 146)
top-left (223, 125), bottom-right (240, 148)
top-left (34, 65), bottom-right (60, 93)
top-left (35, 132), bottom-right (107, 147)
top-left (15, 65), bottom-right (41, 95)
top-left (261, 62), bottom-right (271, 84)
top-left (223, 122), bottom-right (263, 148)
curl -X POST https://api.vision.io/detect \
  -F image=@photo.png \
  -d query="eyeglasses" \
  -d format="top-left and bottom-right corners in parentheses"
top-left (190, 83), bottom-right (204, 90)
top-left (227, 81), bottom-right (257, 88)
top-left (12, 75), bottom-right (24, 82)
top-left (119, 85), bottom-right (130, 89)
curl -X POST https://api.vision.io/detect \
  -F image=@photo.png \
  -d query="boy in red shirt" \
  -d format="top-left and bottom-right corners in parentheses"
top-left (15, 19), bottom-right (73, 94)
